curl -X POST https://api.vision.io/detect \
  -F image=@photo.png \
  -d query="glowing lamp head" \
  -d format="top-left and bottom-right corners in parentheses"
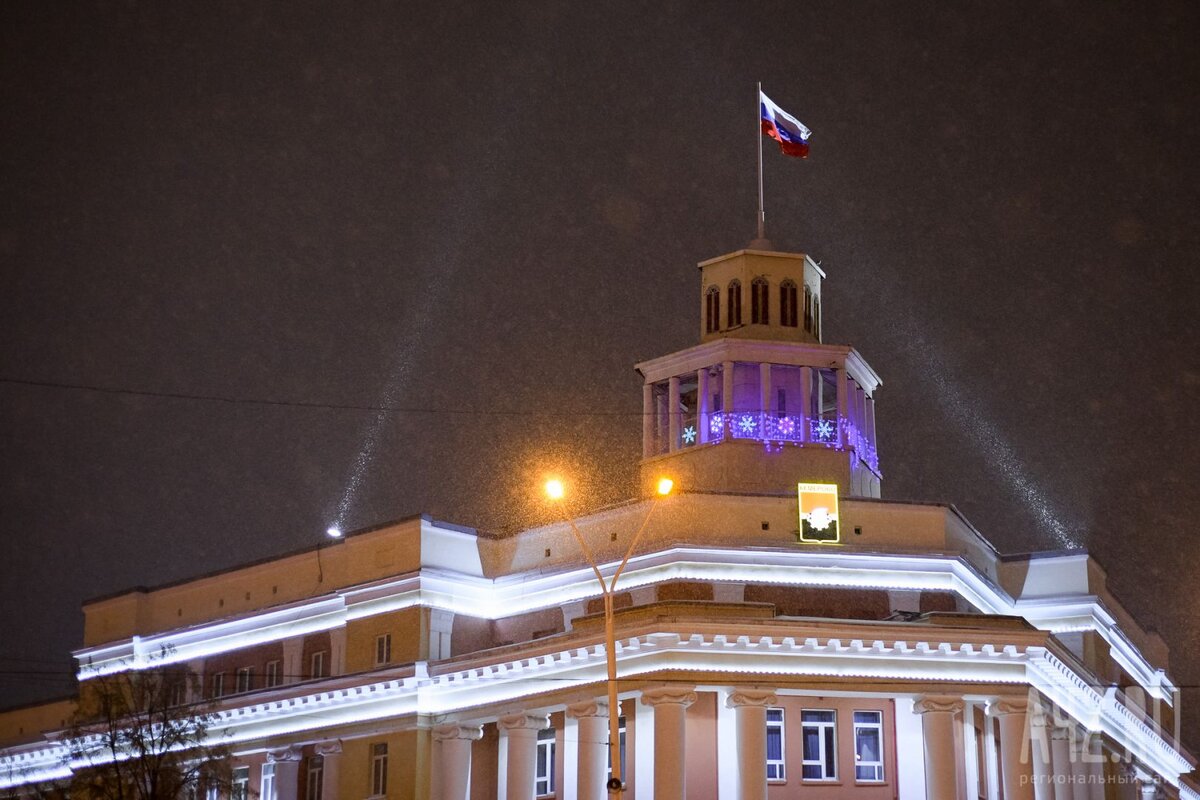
top-left (656, 477), bottom-right (675, 496)
top-left (326, 526), bottom-right (343, 539)
top-left (544, 478), bottom-right (565, 501)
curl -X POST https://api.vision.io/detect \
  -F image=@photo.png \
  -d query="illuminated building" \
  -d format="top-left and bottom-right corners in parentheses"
top-left (1, 245), bottom-right (1194, 799)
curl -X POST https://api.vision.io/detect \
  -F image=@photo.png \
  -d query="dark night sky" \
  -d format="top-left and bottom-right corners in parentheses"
top-left (3, 0), bottom-right (1198, 750)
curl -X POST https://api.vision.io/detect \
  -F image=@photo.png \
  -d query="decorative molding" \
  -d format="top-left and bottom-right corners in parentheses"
top-left (432, 724), bottom-right (483, 742)
top-left (565, 700), bottom-right (609, 720)
top-left (726, 688), bottom-right (779, 709)
top-left (314, 740), bottom-right (342, 757)
top-left (497, 713), bottom-right (550, 732)
top-left (640, 686), bottom-right (698, 708)
top-left (912, 695), bottom-right (964, 715)
top-left (266, 747), bottom-right (302, 763)
top-left (988, 696), bottom-right (1030, 717)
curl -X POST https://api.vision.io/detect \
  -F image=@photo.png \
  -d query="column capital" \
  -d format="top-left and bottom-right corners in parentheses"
top-left (566, 699), bottom-right (609, 719)
top-left (1049, 724), bottom-right (1072, 741)
top-left (988, 696), bottom-right (1031, 716)
top-left (640, 685), bottom-right (698, 708)
top-left (498, 712), bottom-right (551, 732)
top-left (267, 747), bottom-right (303, 763)
top-left (726, 688), bottom-right (778, 709)
top-left (314, 740), bottom-right (343, 757)
top-left (913, 695), bottom-right (964, 715)
top-left (433, 723), bottom-right (484, 742)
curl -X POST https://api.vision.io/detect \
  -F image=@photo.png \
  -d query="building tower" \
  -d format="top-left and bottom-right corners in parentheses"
top-left (636, 246), bottom-right (882, 498)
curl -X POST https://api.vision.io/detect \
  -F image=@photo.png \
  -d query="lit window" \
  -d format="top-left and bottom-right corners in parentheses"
top-left (727, 280), bottom-right (742, 327)
top-left (801, 709), bottom-right (837, 780)
top-left (606, 716), bottom-right (627, 783)
top-left (306, 756), bottom-right (324, 800)
top-left (210, 672), bottom-right (226, 699)
top-left (235, 667), bottom-right (253, 694)
top-left (705, 286), bottom-right (720, 333)
top-left (231, 767), bottom-right (249, 800)
top-left (853, 711), bottom-right (885, 781)
top-left (264, 660), bottom-right (281, 688)
top-left (375, 634), bottom-right (392, 666)
top-left (310, 651), bottom-right (327, 679)
top-left (535, 729), bottom-right (556, 796)
top-left (371, 743), bottom-right (388, 796)
top-left (751, 278), bottom-right (769, 324)
top-left (780, 280), bottom-right (798, 327)
top-left (261, 763), bottom-right (275, 800)
top-left (767, 708), bottom-right (786, 781)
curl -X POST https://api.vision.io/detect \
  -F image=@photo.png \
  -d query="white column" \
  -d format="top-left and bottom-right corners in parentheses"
top-left (990, 697), bottom-right (1037, 800)
top-left (640, 686), bottom-right (697, 800)
top-left (1067, 735), bottom-right (1090, 800)
top-left (727, 689), bottom-right (776, 800)
top-left (429, 609), bottom-right (454, 660)
top-left (642, 384), bottom-right (654, 457)
top-left (1081, 735), bottom-right (1105, 800)
top-left (721, 360), bottom-right (735, 431)
top-left (267, 749), bottom-right (302, 800)
top-left (282, 638), bottom-right (303, 685)
top-left (433, 724), bottom-right (482, 800)
top-left (759, 362), bottom-right (771, 417)
top-left (499, 713), bottom-right (549, 800)
top-left (865, 393), bottom-right (877, 451)
top-left (567, 701), bottom-right (608, 800)
top-left (836, 368), bottom-right (849, 447)
top-left (634, 693), bottom-right (656, 798)
top-left (668, 376), bottom-right (681, 451)
top-left (697, 369), bottom-right (710, 444)
top-left (799, 366), bottom-right (812, 442)
top-left (329, 627), bottom-right (346, 676)
top-left (715, 690), bottom-right (740, 800)
top-left (315, 741), bottom-right (341, 800)
top-left (893, 697), bottom-right (927, 800)
top-left (1136, 777), bottom-right (1159, 800)
top-left (913, 696), bottom-right (963, 800)
top-left (1049, 726), bottom-right (1072, 800)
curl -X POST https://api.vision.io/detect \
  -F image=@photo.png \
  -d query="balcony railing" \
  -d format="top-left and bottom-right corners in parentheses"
top-left (692, 412), bottom-right (879, 473)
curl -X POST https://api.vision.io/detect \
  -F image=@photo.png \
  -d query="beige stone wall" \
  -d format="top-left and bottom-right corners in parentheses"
top-left (0, 698), bottom-right (74, 747)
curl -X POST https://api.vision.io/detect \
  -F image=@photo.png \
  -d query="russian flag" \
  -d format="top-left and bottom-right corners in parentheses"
top-left (760, 91), bottom-right (811, 158)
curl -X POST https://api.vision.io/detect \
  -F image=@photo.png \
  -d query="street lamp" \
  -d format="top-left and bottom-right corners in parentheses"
top-left (543, 475), bottom-right (676, 795)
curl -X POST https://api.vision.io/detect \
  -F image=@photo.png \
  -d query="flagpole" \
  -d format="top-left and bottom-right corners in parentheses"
top-left (756, 81), bottom-right (766, 242)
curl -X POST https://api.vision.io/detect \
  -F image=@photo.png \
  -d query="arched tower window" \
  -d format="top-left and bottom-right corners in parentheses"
top-left (751, 278), bottom-right (769, 325)
top-left (812, 295), bottom-right (821, 340)
top-left (803, 286), bottom-right (813, 332)
top-left (727, 280), bottom-right (742, 327)
top-left (780, 280), bottom-right (798, 327)
top-left (705, 286), bottom-right (720, 333)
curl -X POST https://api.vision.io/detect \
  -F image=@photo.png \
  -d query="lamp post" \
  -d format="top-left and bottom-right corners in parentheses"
top-left (544, 476), bottom-right (675, 796)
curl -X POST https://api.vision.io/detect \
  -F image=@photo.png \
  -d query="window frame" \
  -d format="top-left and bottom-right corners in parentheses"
top-left (306, 756), bottom-right (324, 800)
top-left (231, 767), bottom-right (249, 800)
top-left (780, 280), bottom-right (798, 327)
top-left (705, 285), bottom-right (720, 333)
top-left (751, 277), bottom-right (769, 325)
top-left (535, 728), bottom-right (556, 797)
top-left (852, 710), bottom-right (885, 783)
top-left (235, 666), bottom-right (253, 694)
top-left (310, 650), bottom-right (327, 679)
top-left (766, 707), bottom-right (786, 782)
top-left (261, 763), bottom-right (275, 800)
top-left (727, 280), bottom-right (743, 327)
top-left (264, 659), bottom-right (281, 688)
top-left (210, 671), bottom-right (226, 699)
top-left (800, 708), bottom-right (838, 781)
top-left (370, 742), bottom-right (388, 797)
top-left (375, 633), bottom-right (392, 666)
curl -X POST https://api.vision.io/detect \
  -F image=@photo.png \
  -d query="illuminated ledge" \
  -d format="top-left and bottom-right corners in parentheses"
top-left (13, 628), bottom-right (1190, 790)
top-left (73, 546), bottom-right (1173, 706)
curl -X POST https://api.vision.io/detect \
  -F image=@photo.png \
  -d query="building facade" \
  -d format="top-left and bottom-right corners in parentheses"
top-left (1, 246), bottom-right (1194, 800)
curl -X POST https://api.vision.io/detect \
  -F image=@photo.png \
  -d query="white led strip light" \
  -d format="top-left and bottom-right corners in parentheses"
top-left (13, 630), bottom-right (1191, 790)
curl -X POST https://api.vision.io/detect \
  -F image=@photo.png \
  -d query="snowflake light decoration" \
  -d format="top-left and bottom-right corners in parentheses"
top-left (709, 413), bottom-right (724, 437)
top-left (682, 425), bottom-right (696, 445)
top-left (737, 414), bottom-right (757, 434)
top-left (777, 417), bottom-right (796, 436)
top-left (811, 418), bottom-right (836, 443)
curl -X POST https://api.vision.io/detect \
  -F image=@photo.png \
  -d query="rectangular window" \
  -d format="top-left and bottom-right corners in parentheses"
top-left (168, 677), bottom-right (187, 707)
top-left (777, 388), bottom-right (787, 418)
top-left (371, 743), bottom-right (388, 796)
top-left (853, 710), bottom-right (885, 782)
top-left (801, 709), bottom-right (837, 780)
top-left (210, 672), bottom-right (226, 699)
top-left (261, 763), bottom-right (275, 800)
top-left (606, 716), bottom-right (627, 782)
top-left (265, 660), bottom-right (281, 688)
top-left (306, 756), bottom-right (324, 800)
top-left (231, 767), bottom-right (249, 800)
top-left (375, 634), bottom-right (392, 666)
top-left (235, 667), bottom-right (253, 694)
top-left (310, 650), bottom-right (327, 679)
top-left (766, 708), bottom-right (786, 781)
top-left (535, 729), bottom-right (556, 797)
